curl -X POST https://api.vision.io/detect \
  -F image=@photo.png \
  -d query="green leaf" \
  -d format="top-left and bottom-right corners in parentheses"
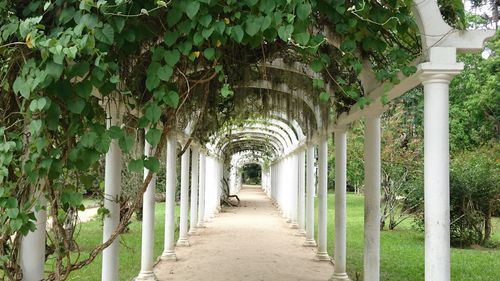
top-left (46, 61), bottom-right (64, 79)
top-left (220, 83), bottom-right (234, 97)
top-left (108, 126), bottom-right (124, 139)
top-left (201, 27), bottom-right (214, 39)
top-left (340, 40), bottom-right (356, 53)
top-left (185, 1), bottom-right (200, 19)
top-left (119, 135), bottom-right (134, 153)
top-left (167, 7), bottom-right (183, 27)
top-left (164, 91), bottom-right (179, 108)
top-left (144, 157), bottom-right (160, 172)
top-left (231, 25), bottom-right (244, 43)
top-left (144, 103), bottom-right (162, 123)
top-left (163, 31), bottom-right (179, 47)
top-left (193, 32), bottom-right (204, 45)
top-left (7, 208), bottom-right (19, 219)
top-left (245, 18), bottom-right (260, 36)
top-left (145, 128), bottom-right (161, 146)
top-left (95, 24), bottom-right (114, 45)
top-left (296, 3), bottom-right (312, 21)
top-left (312, 78), bottom-right (325, 89)
top-left (164, 50), bottom-right (181, 67)
top-left (80, 131), bottom-right (98, 148)
top-left (178, 41), bottom-right (193, 56)
top-left (214, 21), bottom-right (225, 34)
top-left (278, 25), bottom-right (293, 42)
top-left (76, 80), bottom-right (92, 98)
top-left (198, 14), bottom-right (212, 27)
top-left (69, 62), bottom-right (89, 78)
top-left (146, 75), bottom-right (160, 91)
top-left (128, 158), bottom-right (144, 172)
top-left (310, 60), bottom-right (323, 73)
top-left (157, 65), bottom-right (173, 81)
top-left (67, 96), bottom-right (85, 114)
top-left (261, 15), bottom-right (272, 31)
top-left (294, 32), bottom-right (310, 45)
top-left (319, 91), bottom-right (330, 102)
top-left (203, 48), bottom-right (215, 60)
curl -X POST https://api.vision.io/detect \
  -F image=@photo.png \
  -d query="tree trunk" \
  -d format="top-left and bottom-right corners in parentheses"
top-left (483, 208), bottom-right (492, 244)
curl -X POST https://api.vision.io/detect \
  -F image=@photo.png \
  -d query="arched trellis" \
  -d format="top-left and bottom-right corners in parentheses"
top-left (18, 2), bottom-right (497, 281)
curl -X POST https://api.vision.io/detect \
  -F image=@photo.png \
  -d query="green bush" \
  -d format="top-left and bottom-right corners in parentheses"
top-left (449, 144), bottom-right (500, 247)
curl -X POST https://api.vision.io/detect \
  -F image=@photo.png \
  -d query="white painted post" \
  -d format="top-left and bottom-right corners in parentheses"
top-left (20, 205), bottom-right (46, 281)
top-left (177, 147), bottom-right (190, 247)
top-left (290, 154), bottom-right (299, 229)
top-left (419, 51), bottom-right (462, 281)
top-left (136, 139), bottom-right (157, 281)
top-left (332, 127), bottom-right (350, 281)
top-left (304, 144), bottom-right (317, 247)
top-left (197, 153), bottom-right (206, 228)
top-left (161, 134), bottom-right (177, 261)
top-left (188, 147), bottom-right (199, 235)
top-left (102, 99), bottom-right (122, 281)
top-left (316, 137), bottom-right (330, 261)
top-left (297, 149), bottom-right (306, 236)
top-left (364, 114), bottom-right (381, 281)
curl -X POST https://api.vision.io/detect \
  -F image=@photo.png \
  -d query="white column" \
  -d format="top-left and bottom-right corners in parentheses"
top-left (197, 153), bottom-right (206, 228)
top-left (304, 145), bottom-right (317, 247)
top-left (102, 101), bottom-right (122, 281)
top-left (332, 127), bottom-right (349, 280)
top-left (420, 58), bottom-right (461, 281)
top-left (177, 147), bottom-right (190, 246)
top-left (316, 137), bottom-right (329, 261)
top-left (364, 114), bottom-right (381, 281)
top-left (137, 139), bottom-right (157, 280)
top-left (296, 149), bottom-right (306, 236)
top-left (189, 147), bottom-right (199, 235)
top-left (20, 205), bottom-right (46, 281)
top-left (290, 154), bottom-right (299, 229)
top-left (161, 134), bottom-right (177, 261)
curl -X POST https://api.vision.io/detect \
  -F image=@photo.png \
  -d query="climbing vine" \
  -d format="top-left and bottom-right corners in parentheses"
top-left (0, 0), bottom-right (466, 279)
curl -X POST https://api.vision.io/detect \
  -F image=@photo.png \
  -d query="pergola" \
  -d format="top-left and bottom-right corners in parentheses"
top-left (19, 1), bottom-right (494, 281)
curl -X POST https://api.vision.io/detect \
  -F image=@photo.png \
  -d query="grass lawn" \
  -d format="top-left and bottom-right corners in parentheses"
top-left (45, 193), bottom-right (499, 281)
top-left (46, 203), bottom-right (179, 281)
top-left (316, 193), bottom-right (500, 281)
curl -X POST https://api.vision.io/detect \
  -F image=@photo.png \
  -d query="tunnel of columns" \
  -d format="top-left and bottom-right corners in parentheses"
top-left (17, 1), bottom-right (496, 281)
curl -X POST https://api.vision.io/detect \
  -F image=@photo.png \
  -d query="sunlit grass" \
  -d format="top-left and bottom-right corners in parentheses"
top-left (316, 193), bottom-right (500, 281)
top-left (46, 203), bottom-right (178, 281)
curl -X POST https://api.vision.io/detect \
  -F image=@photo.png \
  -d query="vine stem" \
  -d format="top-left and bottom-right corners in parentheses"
top-left (44, 120), bottom-right (173, 280)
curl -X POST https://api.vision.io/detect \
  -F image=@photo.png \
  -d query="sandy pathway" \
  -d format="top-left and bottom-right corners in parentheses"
top-left (154, 186), bottom-right (333, 281)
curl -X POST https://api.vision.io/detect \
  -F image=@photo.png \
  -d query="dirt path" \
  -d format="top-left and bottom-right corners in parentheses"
top-left (154, 186), bottom-right (333, 281)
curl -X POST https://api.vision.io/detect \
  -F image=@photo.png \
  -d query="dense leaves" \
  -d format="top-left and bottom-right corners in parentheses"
top-left (0, 0), bottom-right (470, 279)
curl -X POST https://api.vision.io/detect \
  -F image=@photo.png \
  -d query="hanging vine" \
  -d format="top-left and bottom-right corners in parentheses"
top-left (0, 0), bottom-right (467, 279)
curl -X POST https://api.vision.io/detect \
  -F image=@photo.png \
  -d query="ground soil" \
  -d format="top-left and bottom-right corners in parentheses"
top-left (154, 186), bottom-right (333, 281)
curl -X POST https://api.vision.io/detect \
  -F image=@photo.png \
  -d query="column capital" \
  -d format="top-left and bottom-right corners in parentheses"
top-left (417, 62), bottom-right (464, 83)
top-left (332, 124), bottom-right (348, 133)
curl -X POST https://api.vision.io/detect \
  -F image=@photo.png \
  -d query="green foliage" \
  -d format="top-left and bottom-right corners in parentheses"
top-left (449, 145), bottom-right (500, 247)
top-left (0, 0), bottom-right (471, 278)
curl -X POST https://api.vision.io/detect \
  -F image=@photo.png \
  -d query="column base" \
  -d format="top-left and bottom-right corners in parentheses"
top-left (160, 251), bottom-right (177, 261)
top-left (197, 222), bottom-right (206, 228)
top-left (285, 218), bottom-right (292, 223)
top-left (294, 229), bottom-right (307, 236)
top-left (329, 273), bottom-right (350, 281)
top-left (188, 229), bottom-right (198, 236)
top-left (289, 223), bottom-right (299, 229)
top-left (315, 252), bottom-right (331, 262)
top-left (303, 239), bottom-right (317, 247)
top-left (176, 239), bottom-right (190, 247)
top-left (135, 271), bottom-right (157, 281)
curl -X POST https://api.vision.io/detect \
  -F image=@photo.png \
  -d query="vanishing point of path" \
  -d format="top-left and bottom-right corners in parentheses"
top-left (155, 186), bottom-right (334, 281)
